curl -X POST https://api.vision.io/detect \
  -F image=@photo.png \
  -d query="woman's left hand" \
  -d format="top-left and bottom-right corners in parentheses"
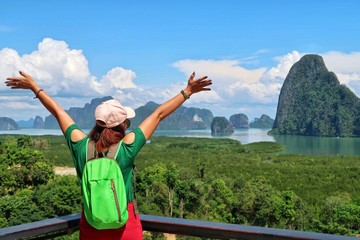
top-left (184, 72), bottom-right (212, 96)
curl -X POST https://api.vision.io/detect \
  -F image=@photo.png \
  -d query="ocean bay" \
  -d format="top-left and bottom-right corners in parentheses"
top-left (1, 128), bottom-right (360, 156)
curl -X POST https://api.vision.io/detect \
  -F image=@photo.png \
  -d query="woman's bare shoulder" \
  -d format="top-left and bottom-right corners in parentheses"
top-left (70, 129), bottom-right (87, 142)
top-left (123, 132), bottom-right (135, 144)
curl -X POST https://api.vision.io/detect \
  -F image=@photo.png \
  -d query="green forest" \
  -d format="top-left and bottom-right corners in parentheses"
top-left (0, 134), bottom-right (359, 239)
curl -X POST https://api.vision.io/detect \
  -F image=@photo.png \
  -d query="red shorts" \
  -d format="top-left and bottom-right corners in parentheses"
top-left (80, 202), bottom-right (143, 240)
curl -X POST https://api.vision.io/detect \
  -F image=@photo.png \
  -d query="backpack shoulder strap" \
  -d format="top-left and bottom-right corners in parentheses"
top-left (87, 140), bottom-right (96, 161)
top-left (87, 140), bottom-right (123, 161)
top-left (106, 140), bottom-right (122, 159)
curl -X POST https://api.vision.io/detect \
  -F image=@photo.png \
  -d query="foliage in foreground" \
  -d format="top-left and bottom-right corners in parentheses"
top-left (0, 135), bottom-right (359, 238)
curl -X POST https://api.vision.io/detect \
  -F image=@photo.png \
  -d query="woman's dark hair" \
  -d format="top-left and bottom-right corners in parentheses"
top-left (89, 120), bottom-right (128, 152)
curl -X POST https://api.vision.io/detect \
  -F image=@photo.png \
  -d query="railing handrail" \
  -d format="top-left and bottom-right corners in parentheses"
top-left (0, 213), bottom-right (358, 240)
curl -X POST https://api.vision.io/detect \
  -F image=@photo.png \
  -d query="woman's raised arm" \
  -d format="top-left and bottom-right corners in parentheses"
top-left (139, 72), bottom-right (212, 140)
top-left (5, 71), bottom-right (86, 140)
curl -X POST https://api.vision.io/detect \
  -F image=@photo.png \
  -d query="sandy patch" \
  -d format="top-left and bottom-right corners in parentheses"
top-left (164, 234), bottom-right (176, 240)
top-left (54, 166), bottom-right (76, 176)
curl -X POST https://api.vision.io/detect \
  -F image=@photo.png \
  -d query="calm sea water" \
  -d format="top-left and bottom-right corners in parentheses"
top-left (1, 128), bottom-right (360, 156)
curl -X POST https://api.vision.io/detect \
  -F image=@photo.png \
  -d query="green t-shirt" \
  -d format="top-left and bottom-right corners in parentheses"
top-left (64, 124), bottom-right (146, 203)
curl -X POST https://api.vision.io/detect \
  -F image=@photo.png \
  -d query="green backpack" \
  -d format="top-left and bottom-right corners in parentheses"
top-left (82, 140), bottom-right (128, 230)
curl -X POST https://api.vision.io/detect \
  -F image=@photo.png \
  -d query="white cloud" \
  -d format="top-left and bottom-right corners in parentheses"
top-left (262, 50), bottom-right (302, 82)
top-left (95, 67), bottom-right (137, 95)
top-left (0, 38), bottom-right (147, 120)
top-left (321, 52), bottom-right (360, 92)
top-left (0, 38), bottom-right (140, 97)
top-left (173, 59), bottom-right (270, 102)
top-left (322, 51), bottom-right (360, 73)
top-left (334, 72), bottom-right (360, 85)
top-left (173, 59), bottom-right (265, 84)
top-left (254, 49), bottom-right (270, 55)
top-left (0, 94), bottom-right (45, 120)
top-left (171, 58), bottom-right (284, 119)
top-left (1, 101), bottom-right (39, 110)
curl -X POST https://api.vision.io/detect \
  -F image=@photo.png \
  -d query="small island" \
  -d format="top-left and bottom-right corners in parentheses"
top-left (211, 116), bottom-right (234, 134)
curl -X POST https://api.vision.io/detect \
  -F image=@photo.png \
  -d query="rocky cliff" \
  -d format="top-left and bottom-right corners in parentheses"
top-left (211, 116), bottom-right (234, 134)
top-left (16, 118), bottom-right (34, 128)
top-left (131, 101), bottom-right (214, 130)
top-left (250, 114), bottom-right (274, 128)
top-left (0, 117), bottom-right (20, 130)
top-left (229, 113), bottom-right (249, 128)
top-left (270, 54), bottom-right (360, 137)
top-left (33, 116), bottom-right (44, 129)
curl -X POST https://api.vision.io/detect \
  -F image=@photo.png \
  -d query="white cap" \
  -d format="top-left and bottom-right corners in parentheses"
top-left (95, 99), bottom-right (135, 128)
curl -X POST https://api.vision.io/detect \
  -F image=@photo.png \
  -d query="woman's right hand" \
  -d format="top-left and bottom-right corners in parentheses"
top-left (5, 71), bottom-right (40, 93)
top-left (5, 70), bottom-right (83, 139)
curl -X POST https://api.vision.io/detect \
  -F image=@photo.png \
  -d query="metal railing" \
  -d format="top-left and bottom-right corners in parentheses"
top-left (0, 213), bottom-right (358, 240)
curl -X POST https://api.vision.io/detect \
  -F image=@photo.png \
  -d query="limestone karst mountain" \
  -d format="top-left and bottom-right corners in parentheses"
top-left (270, 54), bottom-right (360, 137)
top-left (229, 113), bottom-right (249, 129)
top-left (250, 114), bottom-right (274, 129)
top-left (0, 117), bottom-right (20, 130)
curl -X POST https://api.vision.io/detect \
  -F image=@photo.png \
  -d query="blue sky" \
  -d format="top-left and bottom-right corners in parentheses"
top-left (1, 1), bottom-right (360, 123)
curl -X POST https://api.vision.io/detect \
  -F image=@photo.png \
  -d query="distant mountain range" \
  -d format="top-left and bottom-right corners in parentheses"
top-left (1, 98), bottom-right (273, 131)
top-left (16, 118), bottom-right (35, 128)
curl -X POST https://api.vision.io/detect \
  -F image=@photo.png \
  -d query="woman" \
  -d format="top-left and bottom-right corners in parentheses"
top-left (5, 70), bottom-right (212, 240)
